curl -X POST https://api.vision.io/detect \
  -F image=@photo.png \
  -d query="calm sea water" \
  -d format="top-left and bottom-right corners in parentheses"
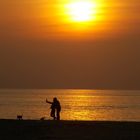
top-left (0, 89), bottom-right (140, 121)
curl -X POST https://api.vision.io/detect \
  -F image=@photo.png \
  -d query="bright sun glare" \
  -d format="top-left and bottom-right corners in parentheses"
top-left (66, 0), bottom-right (97, 22)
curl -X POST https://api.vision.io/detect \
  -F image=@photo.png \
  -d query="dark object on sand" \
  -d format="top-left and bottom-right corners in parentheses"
top-left (17, 115), bottom-right (23, 120)
top-left (40, 117), bottom-right (45, 121)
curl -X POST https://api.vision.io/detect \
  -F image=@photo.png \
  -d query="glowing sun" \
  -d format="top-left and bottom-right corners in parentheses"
top-left (66, 1), bottom-right (97, 22)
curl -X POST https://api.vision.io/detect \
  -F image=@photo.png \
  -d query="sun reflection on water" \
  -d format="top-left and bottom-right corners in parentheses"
top-left (60, 90), bottom-right (98, 120)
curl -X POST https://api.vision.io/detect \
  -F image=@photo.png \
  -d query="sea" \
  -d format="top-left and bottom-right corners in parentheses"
top-left (0, 89), bottom-right (140, 121)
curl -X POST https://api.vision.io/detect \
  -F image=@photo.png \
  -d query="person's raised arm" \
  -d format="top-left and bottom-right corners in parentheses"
top-left (46, 98), bottom-right (53, 104)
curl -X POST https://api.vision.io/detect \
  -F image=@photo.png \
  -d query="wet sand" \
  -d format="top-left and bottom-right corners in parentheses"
top-left (0, 119), bottom-right (140, 140)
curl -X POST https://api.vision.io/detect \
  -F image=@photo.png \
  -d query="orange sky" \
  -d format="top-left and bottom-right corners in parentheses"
top-left (0, 0), bottom-right (140, 89)
top-left (1, 0), bottom-right (140, 40)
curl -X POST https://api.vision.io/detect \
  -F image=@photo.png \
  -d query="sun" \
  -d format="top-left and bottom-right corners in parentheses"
top-left (66, 0), bottom-right (97, 22)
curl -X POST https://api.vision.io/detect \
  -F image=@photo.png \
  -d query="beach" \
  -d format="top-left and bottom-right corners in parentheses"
top-left (0, 119), bottom-right (140, 140)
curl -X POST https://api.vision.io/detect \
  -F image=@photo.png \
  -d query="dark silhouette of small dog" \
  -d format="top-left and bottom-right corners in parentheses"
top-left (17, 115), bottom-right (23, 120)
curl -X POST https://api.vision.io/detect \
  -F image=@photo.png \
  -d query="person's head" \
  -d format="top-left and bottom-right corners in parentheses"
top-left (53, 97), bottom-right (57, 102)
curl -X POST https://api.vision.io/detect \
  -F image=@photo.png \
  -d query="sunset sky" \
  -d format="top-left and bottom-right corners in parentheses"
top-left (0, 0), bottom-right (140, 89)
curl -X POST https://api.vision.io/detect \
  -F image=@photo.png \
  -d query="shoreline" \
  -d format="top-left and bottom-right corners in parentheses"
top-left (0, 119), bottom-right (140, 140)
top-left (0, 118), bottom-right (140, 122)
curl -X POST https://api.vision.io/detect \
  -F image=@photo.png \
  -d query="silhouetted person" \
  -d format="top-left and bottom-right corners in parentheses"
top-left (46, 97), bottom-right (61, 120)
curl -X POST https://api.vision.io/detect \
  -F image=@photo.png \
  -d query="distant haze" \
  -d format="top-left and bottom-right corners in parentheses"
top-left (0, 0), bottom-right (140, 89)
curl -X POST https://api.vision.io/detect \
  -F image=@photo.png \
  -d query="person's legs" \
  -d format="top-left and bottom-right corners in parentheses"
top-left (50, 109), bottom-right (56, 120)
top-left (56, 110), bottom-right (60, 120)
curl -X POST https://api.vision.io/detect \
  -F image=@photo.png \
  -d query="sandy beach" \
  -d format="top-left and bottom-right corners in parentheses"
top-left (0, 119), bottom-right (140, 140)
